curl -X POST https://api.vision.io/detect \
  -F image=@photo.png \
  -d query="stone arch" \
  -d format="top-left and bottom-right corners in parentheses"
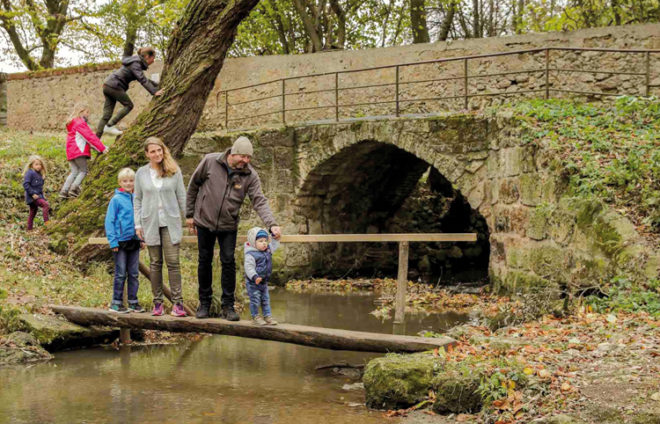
top-left (293, 118), bottom-right (494, 282)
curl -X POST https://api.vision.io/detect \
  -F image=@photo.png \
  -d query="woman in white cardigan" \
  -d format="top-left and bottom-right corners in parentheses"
top-left (134, 136), bottom-right (187, 317)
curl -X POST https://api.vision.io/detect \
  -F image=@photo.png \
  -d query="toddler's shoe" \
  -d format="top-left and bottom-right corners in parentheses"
top-left (109, 304), bottom-right (129, 313)
top-left (152, 302), bottom-right (164, 316)
top-left (128, 303), bottom-right (146, 313)
top-left (263, 316), bottom-right (278, 325)
top-left (171, 303), bottom-right (187, 317)
top-left (252, 315), bottom-right (267, 326)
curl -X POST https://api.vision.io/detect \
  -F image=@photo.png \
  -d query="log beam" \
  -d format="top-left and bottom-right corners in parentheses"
top-left (51, 305), bottom-right (455, 353)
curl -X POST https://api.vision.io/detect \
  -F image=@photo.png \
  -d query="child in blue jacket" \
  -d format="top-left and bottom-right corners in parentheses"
top-left (244, 227), bottom-right (280, 325)
top-left (104, 168), bottom-right (144, 313)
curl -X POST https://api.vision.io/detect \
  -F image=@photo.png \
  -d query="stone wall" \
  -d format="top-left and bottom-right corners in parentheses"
top-left (183, 113), bottom-right (659, 289)
top-left (6, 24), bottom-right (660, 132)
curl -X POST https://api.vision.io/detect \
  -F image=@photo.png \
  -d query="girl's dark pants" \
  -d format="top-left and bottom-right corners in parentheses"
top-left (95, 85), bottom-right (134, 138)
top-left (112, 247), bottom-right (140, 305)
top-left (27, 198), bottom-right (49, 230)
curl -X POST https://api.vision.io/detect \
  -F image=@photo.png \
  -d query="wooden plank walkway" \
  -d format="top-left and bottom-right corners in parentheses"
top-left (51, 305), bottom-right (456, 353)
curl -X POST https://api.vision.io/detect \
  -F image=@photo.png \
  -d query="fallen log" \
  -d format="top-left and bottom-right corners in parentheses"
top-left (51, 305), bottom-right (455, 353)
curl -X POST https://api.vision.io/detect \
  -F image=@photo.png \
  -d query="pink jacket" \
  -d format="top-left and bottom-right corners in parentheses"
top-left (65, 117), bottom-right (107, 160)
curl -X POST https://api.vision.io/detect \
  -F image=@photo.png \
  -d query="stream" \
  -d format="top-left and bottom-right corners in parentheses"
top-left (1, 289), bottom-right (468, 423)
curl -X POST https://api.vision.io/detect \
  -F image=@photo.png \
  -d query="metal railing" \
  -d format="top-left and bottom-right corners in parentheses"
top-left (215, 47), bottom-right (659, 131)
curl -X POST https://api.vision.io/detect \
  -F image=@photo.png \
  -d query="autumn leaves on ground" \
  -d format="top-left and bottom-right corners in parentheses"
top-left (1, 98), bottom-right (660, 423)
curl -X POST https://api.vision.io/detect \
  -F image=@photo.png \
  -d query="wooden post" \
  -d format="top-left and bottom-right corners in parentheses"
top-left (394, 241), bottom-right (409, 324)
top-left (119, 284), bottom-right (131, 344)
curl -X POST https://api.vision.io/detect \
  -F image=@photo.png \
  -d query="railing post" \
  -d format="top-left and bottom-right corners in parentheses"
top-left (282, 79), bottom-right (286, 125)
top-left (395, 65), bottom-right (400, 117)
top-left (224, 91), bottom-right (229, 131)
top-left (545, 48), bottom-right (550, 100)
top-left (645, 51), bottom-right (650, 97)
top-left (335, 72), bottom-right (339, 122)
top-left (394, 241), bottom-right (409, 324)
top-left (463, 58), bottom-right (469, 110)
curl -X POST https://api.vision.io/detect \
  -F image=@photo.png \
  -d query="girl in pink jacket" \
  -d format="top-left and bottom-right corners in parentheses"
top-left (59, 103), bottom-right (107, 198)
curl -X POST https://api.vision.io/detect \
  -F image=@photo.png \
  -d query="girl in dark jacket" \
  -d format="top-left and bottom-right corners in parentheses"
top-left (23, 155), bottom-right (50, 230)
top-left (95, 47), bottom-right (163, 138)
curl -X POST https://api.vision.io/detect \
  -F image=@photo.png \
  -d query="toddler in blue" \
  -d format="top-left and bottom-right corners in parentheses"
top-left (244, 227), bottom-right (280, 325)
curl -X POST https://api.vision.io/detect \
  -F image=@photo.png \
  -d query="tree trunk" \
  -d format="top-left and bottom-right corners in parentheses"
top-left (437, 2), bottom-right (456, 41)
top-left (52, 305), bottom-right (456, 353)
top-left (410, 0), bottom-right (430, 43)
top-left (50, 0), bottom-right (261, 250)
top-left (292, 0), bottom-right (324, 52)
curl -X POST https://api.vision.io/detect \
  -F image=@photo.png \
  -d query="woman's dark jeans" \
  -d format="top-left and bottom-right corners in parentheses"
top-left (96, 85), bottom-right (134, 138)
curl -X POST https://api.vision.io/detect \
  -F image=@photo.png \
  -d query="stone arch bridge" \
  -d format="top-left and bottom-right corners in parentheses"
top-left (185, 113), bottom-right (657, 293)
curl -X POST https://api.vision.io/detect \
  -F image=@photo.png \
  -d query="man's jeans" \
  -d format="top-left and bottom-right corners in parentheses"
top-left (197, 226), bottom-right (237, 308)
top-left (245, 279), bottom-right (271, 317)
top-left (112, 248), bottom-right (140, 305)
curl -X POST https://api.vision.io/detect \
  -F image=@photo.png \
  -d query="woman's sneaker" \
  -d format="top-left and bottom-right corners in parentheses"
top-left (152, 303), bottom-right (164, 316)
top-left (109, 304), bottom-right (129, 313)
top-left (103, 125), bottom-right (123, 136)
top-left (171, 303), bottom-right (187, 317)
top-left (263, 316), bottom-right (278, 325)
top-left (128, 304), bottom-right (146, 313)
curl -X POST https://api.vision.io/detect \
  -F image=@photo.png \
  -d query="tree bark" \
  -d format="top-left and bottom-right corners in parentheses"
top-left (51, 0), bottom-right (261, 248)
top-left (410, 0), bottom-right (430, 43)
top-left (51, 305), bottom-right (457, 353)
top-left (292, 0), bottom-right (324, 52)
top-left (437, 2), bottom-right (456, 41)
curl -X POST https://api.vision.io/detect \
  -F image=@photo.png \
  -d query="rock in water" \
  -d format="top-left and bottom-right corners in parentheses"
top-left (0, 332), bottom-right (53, 366)
top-left (19, 313), bottom-right (118, 351)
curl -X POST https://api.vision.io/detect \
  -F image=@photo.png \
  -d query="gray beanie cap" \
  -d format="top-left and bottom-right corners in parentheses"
top-left (230, 136), bottom-right (253, 156)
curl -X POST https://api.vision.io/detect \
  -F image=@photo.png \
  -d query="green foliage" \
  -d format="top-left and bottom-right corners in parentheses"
top-left (587, 276), bottom-right (660, 318)
top-left (511, 97), bottom-right (660, 233)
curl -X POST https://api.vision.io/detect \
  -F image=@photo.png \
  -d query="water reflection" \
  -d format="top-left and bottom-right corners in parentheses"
top-left (1, 290), bottom-right (468, 424)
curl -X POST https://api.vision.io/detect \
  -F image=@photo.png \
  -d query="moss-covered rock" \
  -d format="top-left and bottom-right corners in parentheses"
top-left (19, 313), bottom-right (118, 351)
top-left (363, 352), bottom-right (442, 410)
top-left (431, 368), bottom-right (482, 413)
top-left (0, 332), bottom-right (53, 366)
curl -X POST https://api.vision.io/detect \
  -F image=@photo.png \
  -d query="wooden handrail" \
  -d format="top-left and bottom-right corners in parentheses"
top-left (88, 233), bottom-right (477, 245)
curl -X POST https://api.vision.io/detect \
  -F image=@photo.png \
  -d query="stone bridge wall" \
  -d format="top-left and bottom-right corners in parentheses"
top-left (4, 24), bottom-right (660, 132)
top-left (183, 114), bottom-right (658, 291)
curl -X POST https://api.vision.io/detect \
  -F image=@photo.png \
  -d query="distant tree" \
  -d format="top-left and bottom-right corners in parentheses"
top-left (0, 0), bottom-right (89, 70)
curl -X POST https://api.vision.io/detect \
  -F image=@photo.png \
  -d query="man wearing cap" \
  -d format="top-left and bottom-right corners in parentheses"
top-left (186, 136), bottom-right (281, 320)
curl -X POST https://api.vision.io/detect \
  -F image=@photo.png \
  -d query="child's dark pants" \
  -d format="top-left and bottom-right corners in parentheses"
top-left (112, 248), bottom-right (140, 305)
top-left (27, 198), bottom-right (49, 230)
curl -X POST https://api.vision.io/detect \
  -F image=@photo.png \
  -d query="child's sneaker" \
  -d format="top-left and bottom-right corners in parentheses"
top-left (170, 303), bottom-right (187, 317)
top-left (59, 191), bottom-right (70, 198)
top-left (128, 303), bottom-right (146, 313)
top-left (263, 316), bottom-right (278, 325)
top-left (109, 304), bottom-right (129, 313)
top-left (252, 315), bottom-right (267, 326)
top-left (152, 302), bottom-right (164, 316)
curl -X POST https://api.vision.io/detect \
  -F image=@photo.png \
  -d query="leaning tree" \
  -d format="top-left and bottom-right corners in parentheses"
top-left (50, 0), bottom-right (260, 254)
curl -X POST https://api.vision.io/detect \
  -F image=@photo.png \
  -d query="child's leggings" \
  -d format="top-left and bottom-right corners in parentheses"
top-left (27, 198), bottom-right (49, 230)
top-left (60, 157), bottom-right (88, 193)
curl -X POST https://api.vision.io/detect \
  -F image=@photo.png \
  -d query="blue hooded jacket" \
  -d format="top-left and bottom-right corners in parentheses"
top-left (105, 189), bottom-right (138, 249)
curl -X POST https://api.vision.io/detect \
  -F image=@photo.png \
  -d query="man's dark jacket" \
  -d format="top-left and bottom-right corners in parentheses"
top-left (186, 150), bottom-right (277, 232)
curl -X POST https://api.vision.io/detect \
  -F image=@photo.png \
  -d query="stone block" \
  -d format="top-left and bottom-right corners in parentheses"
top-left (499, 178), bottom-right (520, 204)
top-left (501, 147), bottom-right (523, 177)
top-left (527, 208), bottom-right (548, 241)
